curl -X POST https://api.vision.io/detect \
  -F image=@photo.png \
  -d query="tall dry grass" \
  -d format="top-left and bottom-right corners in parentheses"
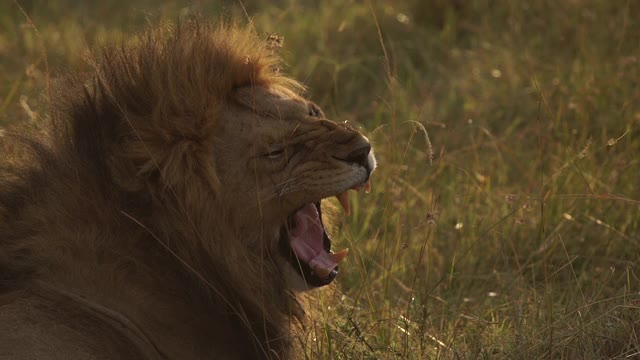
top-left (1, 1), bottom-right (638, 358)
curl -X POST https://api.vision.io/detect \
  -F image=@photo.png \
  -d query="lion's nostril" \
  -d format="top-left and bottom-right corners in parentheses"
top-left (343, 144), bottom-right (371, 168)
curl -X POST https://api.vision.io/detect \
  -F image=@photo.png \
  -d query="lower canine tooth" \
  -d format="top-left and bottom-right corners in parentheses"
top-left (335, 191), bottom-right (351, 215)
top-left (315, 267), bottom-right (332, 279)
top-left (364, 180), bottom-right (371, 193)
top-left (331, 248), bottom-right (349, 263)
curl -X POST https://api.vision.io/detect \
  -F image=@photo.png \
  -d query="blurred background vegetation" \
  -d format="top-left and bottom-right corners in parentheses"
top-left (1, 0), bottom-right (639, 358)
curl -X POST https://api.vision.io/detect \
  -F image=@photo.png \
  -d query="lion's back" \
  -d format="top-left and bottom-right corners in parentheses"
top-left (0, 286), bottom-right (160, 360)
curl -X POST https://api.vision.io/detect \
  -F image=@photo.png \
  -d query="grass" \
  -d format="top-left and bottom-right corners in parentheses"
top-left (2, 0), bottom-right (639, 358)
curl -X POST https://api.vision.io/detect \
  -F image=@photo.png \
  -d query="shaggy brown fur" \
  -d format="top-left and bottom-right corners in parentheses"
top-left (0, 20), bottom-right (374, 359)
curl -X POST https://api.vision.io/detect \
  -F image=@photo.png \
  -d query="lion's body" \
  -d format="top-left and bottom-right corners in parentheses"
top-left (0, 20), bottom-right (375, 359)
top-left (1, 285), bottom-right (162, 359)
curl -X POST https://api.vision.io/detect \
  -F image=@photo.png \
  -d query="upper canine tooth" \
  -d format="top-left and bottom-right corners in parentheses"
top-left (364, 179), bottom-right (371, 193)
top-left (335, 191), bottom-right (351, 216)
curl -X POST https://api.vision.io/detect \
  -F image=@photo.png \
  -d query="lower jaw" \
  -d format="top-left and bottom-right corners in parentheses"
top-left (276, 180), bottom-right (372, 288)
top-left (278, 242), bottom-right (338, 288)
top-left (278, 202), bottom-right (338, 288)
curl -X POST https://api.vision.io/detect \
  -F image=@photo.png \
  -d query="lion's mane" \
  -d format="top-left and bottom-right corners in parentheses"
top-left (0, 20), bottom-right (309, 359)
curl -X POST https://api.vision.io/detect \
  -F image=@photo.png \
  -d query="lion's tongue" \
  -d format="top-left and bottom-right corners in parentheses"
top-left (289, 203), bottom-right (348, 278)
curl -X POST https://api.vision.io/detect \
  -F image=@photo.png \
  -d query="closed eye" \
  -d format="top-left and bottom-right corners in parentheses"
top-left (264, 148), bottom-right (285, 159)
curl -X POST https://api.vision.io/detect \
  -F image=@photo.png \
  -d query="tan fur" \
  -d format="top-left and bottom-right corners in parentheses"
top-left (0, 20), bottom-right (373, 359)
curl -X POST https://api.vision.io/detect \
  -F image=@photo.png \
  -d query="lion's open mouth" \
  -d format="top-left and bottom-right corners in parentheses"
top-left (280, 180), bottom-right (371, 287)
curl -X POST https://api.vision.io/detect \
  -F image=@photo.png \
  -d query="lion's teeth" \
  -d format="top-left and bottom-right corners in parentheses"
top-left (315, 267), bottom-right (332, 279)
top-left (335, 191), bottom-right (351, 216)
top-left (331, 248), bottom-right (349, 263)
top-left (314, 249), bottom-right (348, 279)
top-left (364, 179), bottom-right (371, 193)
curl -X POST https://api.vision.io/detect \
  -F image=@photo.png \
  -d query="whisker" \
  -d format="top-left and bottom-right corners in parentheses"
top-left (271, 177), bottom-right (301, 199)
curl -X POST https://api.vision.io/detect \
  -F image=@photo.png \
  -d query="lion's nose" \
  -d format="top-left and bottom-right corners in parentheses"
top-left (341, 144), bottom-right (371, 168)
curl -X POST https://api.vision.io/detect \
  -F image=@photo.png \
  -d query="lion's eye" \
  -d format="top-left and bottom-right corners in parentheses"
top-left (264, 148), bottom-right (285, 159)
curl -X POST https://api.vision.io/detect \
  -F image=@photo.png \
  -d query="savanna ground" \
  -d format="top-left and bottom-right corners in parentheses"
top-left (1, 1), bottom-right (639, 359)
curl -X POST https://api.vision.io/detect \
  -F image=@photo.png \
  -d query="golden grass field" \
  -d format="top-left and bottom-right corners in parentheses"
top-left (1, 1), bottom-right (639, 358)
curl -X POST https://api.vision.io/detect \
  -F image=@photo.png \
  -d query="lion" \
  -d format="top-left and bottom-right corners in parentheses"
top-left (0, 20), bottom-right (376, 359)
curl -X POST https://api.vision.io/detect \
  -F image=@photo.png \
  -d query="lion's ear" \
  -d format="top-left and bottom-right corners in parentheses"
top-left (108, 129), bottom-right (220, 195)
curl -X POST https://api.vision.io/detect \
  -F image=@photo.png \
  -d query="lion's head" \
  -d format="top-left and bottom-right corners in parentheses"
top-left (90, 21), bottom-right (376, 292)
top-left (0, 20), bottom-right (375, 358)
top-left (221, 86), bottom-right (376, 288)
